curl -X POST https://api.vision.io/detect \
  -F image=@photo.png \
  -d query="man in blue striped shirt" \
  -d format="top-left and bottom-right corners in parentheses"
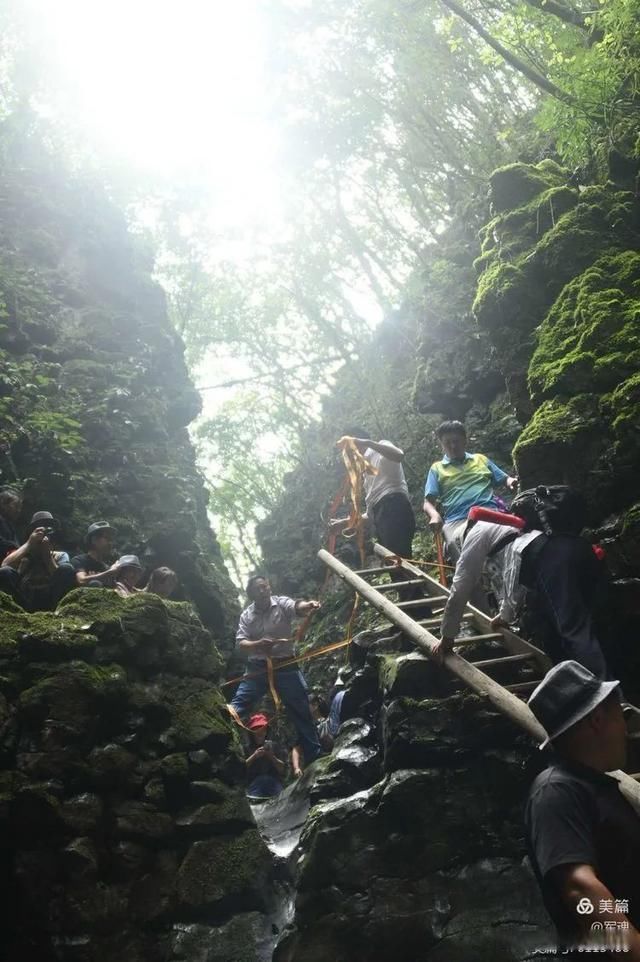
top-left (423, 420), bottom-right (517, 563)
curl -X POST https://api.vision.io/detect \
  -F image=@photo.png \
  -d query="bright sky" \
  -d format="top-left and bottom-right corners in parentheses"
top-left (20, 0), bottom-right (283, 229)
top-left (14, 0), bottom-right (383, 578)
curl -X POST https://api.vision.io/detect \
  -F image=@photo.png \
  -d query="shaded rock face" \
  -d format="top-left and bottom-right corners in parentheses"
top-left (0, 141), bottom-right (237, 645)
top-left (474, 160), bottom-right (640, 517)
top-left (273, 635), bottom-right (553, 962)
top-left (256, 160), bottom-right (640, 960)
top-left (474, 160), bottom-right (640, 695)
top-left (0, 588), bottom-right (275, 962)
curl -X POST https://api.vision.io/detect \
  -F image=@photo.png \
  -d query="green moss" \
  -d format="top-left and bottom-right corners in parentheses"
top-left (0, 599), bottom-right (105, 663)
top-left (164, 681), bottom-right (235, 750)
top-left (157, 753), bottom-right (189, 779)
top-left (19, 661), bottom-right (127, 721)
top-left (534, 188), bottom-right (636, 278)
top-left (176, 829), bottom-right (269, 908)
top-left (57, 587), bottom-right (157, 623)
top-left (606, 372), bottom-right (640, 440)
top-left (472, 260), bottom-right (529, 330)
top-left (515, 395), bottom-right (602, 450)
top-left (0, 591), bottom-right (24, 615)
top-left (488, 160), bottom-right (568, 213)
top-left (474, 174), bottom-right (638, 354)
top-left (622, 502), bottom-right (640, 533)
top-left (479, 186), bottom-right (578, 262)
top-left (529, 252), bottom-right (640, 401)
top-left (513, 394), bottom-right (609, 487)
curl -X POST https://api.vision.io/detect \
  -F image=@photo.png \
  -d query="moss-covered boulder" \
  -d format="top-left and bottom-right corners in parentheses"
top-left (473, 156), bottom-right (640, 425)
top-left (0, 589), bottom-right (273, 961)
top-left (177, 829), bottom-right (271, 911)
top-left (529, 251), bottom-right (640, 401)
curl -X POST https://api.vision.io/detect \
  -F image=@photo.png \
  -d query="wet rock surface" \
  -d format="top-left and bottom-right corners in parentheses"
top-left (270, 629), bottom-right (554, 962)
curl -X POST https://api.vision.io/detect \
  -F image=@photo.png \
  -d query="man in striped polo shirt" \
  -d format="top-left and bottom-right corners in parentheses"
top-left (422, 420), bottom-right (517, 563)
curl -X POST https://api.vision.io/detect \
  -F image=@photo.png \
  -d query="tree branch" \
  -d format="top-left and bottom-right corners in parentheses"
top-left (437, 0), bottom-right (576, 104)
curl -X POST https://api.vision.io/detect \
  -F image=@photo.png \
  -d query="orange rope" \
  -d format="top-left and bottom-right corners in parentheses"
top-left (336, 436), bottom-right (377, 568)
top-left (223, 633), bottom-right (354, 695)
top-left (265, 656), bottom-right (282, 712)
top-left (225, 635), bottom-right (353, 730)
top-left (226, 702), bottom-right (257, 732)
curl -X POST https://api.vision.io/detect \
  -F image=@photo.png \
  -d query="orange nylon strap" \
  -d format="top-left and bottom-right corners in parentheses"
top-left (344, 593), bottom-right (360, 649)
top-left (265, 656), bottom-right (282, 712)
top-left (226, 703), bottom-right (257, 731)
top-left (337, 437), bottom-right (376, 567)
top-left (435, 532), bottom-right (448, 587)
top-left (221, 634), bottom-right (354, 689)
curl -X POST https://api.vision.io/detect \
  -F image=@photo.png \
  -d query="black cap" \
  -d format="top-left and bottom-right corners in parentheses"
top-left (87, 521), bottom-right (114, 543)
top-left (528, 661), bottom-right (620, 749)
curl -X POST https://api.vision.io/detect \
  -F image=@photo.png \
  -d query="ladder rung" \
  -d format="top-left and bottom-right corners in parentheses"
top-left (374, 579), bottom-right (427, 591)
top-left (353, 565), bottom-right (404, 577)
top-left (454, 633), bottom-right (505, 643)
top-left (395, 596), bottom-right (448, 609)
top-left (377, 612), bottom-right (474, 633)
top-left (469, 653), bottom-right (534, 669)
top-left (417, 613), bottom-right (474, 627)
top-left (505, 680), bottom-right (541, 693)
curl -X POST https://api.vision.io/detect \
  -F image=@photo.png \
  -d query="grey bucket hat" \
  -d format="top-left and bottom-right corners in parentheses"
top-left (87, 521), bottom-right (114, 543)
top-left (28, 510), bottom-right (57, 530)
top-left (528, 660), bottom-right (620, 750)
top-left (115, 554), bottom-right (143, 571)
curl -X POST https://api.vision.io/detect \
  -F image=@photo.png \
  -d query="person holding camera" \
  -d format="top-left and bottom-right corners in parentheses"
top-left (0, 510), bottom-right (77, 611)
top-left (244, 713), bottom-right (286, 799)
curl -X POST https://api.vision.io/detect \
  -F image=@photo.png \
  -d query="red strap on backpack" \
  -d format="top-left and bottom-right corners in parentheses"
top-left (467, 505), bottom-right (526, 529)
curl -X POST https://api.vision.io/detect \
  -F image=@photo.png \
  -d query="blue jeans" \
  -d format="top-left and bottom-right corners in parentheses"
top-left (230, 664), bottom-right (321, 765)
top-left (247, 774), bottom-right (283, 798)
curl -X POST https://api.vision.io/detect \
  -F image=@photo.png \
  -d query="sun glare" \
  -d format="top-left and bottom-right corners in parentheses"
top-left (21, 0), bottom-right (282, 226)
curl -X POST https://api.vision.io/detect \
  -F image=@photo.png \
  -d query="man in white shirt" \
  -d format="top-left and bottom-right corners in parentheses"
top-left (231, 574), bottom-right (322, 767)
top-left (333, 436), bottom-right (416, 559)
top-left (436, 519), bottom-right (542, 654)
top-left (433, 520), bottom-right (611, 679)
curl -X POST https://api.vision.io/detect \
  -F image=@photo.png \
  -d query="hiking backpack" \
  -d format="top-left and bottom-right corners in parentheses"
top-left (510, 485), bottom-right (587, 536)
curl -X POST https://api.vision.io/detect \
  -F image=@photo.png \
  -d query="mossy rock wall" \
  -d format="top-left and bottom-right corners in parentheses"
top-left (0, 588), bottom-right (274, 961)
top-left (473, 161), bottom-right (640, 513)
top-left (470, 159), bottom-right (640, 668)
top-left (0, 130), bottom-right (238, 647)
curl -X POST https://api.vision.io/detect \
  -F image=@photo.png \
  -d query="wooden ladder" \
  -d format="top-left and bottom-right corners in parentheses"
top-left (317, 542), bottom-right (640, 800)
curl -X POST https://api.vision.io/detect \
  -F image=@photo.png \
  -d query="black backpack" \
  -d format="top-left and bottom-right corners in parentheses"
top-left (510, 485), bottom-right (587, 536)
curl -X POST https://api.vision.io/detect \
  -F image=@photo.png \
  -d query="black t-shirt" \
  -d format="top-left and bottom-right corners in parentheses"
top-left (0, 516), bottom-right (19, 561)
top-left (526, 759), bottom-right (640, 947)
top-left (70, 553), bottom-right (107, 576)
